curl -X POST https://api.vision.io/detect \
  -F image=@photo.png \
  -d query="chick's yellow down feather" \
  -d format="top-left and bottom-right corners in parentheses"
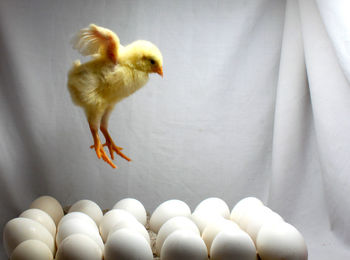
top-left (67, 24), bottom-right (163, 168)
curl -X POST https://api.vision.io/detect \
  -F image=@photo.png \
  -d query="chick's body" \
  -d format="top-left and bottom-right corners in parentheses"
top-left (67, 25), bottom-right (163, 168)
top-left (68, 57), bottom-right (148, 120)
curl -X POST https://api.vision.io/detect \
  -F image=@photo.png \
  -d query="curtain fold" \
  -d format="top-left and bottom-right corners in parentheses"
top-left (269, 0), bottom-right (330, 250)
top-left (270, 0), bottom-right (350, 251)
top-left (300, 0), bottom-right (350, 245)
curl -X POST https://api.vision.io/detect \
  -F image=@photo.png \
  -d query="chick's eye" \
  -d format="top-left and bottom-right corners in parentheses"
top-left (150, 59), bottom-right (155, 65)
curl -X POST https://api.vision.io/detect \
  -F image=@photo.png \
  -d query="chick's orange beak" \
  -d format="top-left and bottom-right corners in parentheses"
top-left (155, 66), bottom-right (163, 77)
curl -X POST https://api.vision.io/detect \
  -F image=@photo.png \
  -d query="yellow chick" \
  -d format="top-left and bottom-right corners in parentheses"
top-left (68, 24), bottom-right (163, 168)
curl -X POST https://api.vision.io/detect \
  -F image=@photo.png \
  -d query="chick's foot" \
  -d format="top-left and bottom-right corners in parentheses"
top-left (90, 141), bottom-right (117, 169)
top-left (104, 139), bottom-right (131, 162)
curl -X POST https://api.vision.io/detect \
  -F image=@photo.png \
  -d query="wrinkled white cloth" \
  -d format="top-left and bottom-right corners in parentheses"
top-left (0, 0), bottom-right (349, 259)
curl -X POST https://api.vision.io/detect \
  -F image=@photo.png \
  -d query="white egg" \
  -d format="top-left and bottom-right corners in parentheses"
top-left (256, 222), bottom-right (308, 260)
top-left (99, 209), bottom-right (138, 242)
top-left (107, 218), bottom-right (150, 244)
top-left (243, 206), bottom-right (284, 244)
top-left (68, 199), bottom-right (103, 226)
top-left (156, 216), bottom-right (200, 256)
top-left (58, 212), bottom-right (99, 233)
top-left (55, 234), bottom-right (103, 260)
top-left (3, 217), bottom-right (55, 257)
top-left (210, 230), bottom-right (257, 260)
top-left (105, 228), bottom-right (153, 260)
top-left (150, 200), bottom-right (191, 233)
top-left (30, 195), bottom-right (64, 226)
top-left (113, 198), bottom-right (147, 226)
top-left (19, 208), bottom-right (56, 238)
top-left (194, 198), bottom-right (230, 219)
top-left (239, 205), bottom-right (281, 231)
top-left (160, 229), bottom-right (208, 260)
top-left (230, 197), bottom-right (263, 223)
top-left (56, 218), bottom-right (104, 251)
top-left (191, 210), bottom-right (224, 234)
top-left (10, 240), bottom-right (53, 260)
top-left (201, 218), bottom-right (241, 253)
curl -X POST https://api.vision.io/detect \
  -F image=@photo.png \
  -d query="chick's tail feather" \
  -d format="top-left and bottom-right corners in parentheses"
top-left (71, 24), bottom-right (120, 64)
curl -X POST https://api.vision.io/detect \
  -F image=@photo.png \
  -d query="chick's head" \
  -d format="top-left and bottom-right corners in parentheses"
top-left (121, 40), bottom-right (163, 76)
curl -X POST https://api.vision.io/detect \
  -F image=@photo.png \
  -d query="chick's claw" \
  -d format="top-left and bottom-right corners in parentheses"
top-left (105, 140), bottom-right (131, 162)
top-left (90, 142), bottom-right (117, 169)
top-left (89, 143), bottom-right (130, 162)
top-left (90, 143), bottom-right (123, 150)
top-left (103, 143), bottom-right (123, 151)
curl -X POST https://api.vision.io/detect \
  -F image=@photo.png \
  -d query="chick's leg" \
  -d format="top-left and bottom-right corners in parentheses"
top-left (87, 107), bottom-right (117, 168)
top-left (100, 105), bottom-right (131, 162)
top-left (89, 123), bottom-right (117, 168)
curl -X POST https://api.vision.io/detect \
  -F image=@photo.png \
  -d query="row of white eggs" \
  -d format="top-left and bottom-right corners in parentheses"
top-left (148, 197), bottom-right (307, 260)
top-left (3, 195), bottom-right (308, 260)
top-left (3, 195), bottom-right (151, 260)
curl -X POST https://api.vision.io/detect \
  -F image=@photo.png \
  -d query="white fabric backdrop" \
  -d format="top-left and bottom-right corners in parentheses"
top-left (0, 0), bottom-right (350, 259)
